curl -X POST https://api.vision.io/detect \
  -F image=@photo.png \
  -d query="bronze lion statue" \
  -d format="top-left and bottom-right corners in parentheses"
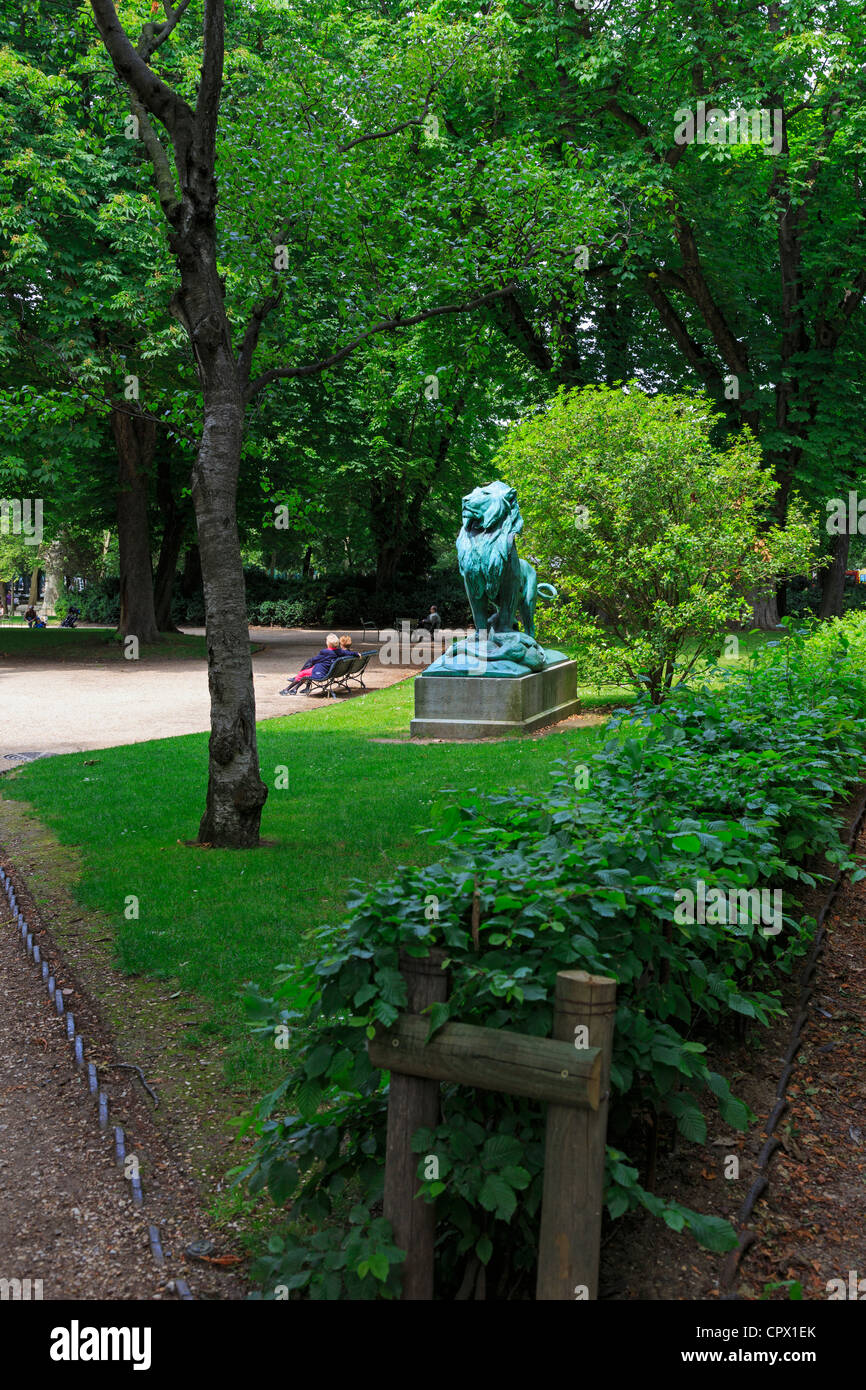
top-left (456, 481), bottom-right (554, 638)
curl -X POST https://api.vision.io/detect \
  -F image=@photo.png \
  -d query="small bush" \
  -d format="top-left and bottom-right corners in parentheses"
top-left (500, 384), bottom-right (819, 703)
top-left (78, 576), bottom-right (120, 626)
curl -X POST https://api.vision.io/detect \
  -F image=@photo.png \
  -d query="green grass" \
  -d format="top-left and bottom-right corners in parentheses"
top-left (0, 627), bottom-right (773, 1094)
top-left (0, 626), bottom-right (209, 660)
top-left (1, 676), bottom-right (604, 1090)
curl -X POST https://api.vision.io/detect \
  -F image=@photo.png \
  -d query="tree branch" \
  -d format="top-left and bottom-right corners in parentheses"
top-left (144, 0), bottom-right (193, 57)
top-left (671, 210), bottom-right (750, 375)
top-left (814, 269), bottom-right (866, 350)
top-left (643, 276), bottom-right (727, 394)
top-left (128, 93), bottom-right (179, 216)
top-left (338, 24), bottom-right (488, 153)
top-left (237, 292), bottom-right (283, 387)
top-left (490, 292), bottom-right (554, 373)
top-left (194, 0), bottom-right (224, 170)
top-left (89, 0), bottom-right (193, 135)
top-left (245, 283), bottom-right (518, 401)
top-left (339, 112), bottom-right (432, 154)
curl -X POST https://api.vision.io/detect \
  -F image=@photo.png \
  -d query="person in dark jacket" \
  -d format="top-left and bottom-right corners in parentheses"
top-left (338, 634), bottom-right (359, 658)
top-left (281, 635), bottom-right (341, 694)
top-left (418, 605), bottom-right (441, 633)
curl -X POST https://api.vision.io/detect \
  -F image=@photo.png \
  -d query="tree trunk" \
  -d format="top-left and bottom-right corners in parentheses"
top-left (99, 529), bottom-right (112, 578)
top-left (375, 540), bottom-right (403, 595)
top-left (748, 586), bottom-right (780, 629)
top-left (112, 405), bottom-right (160, 643)
top-left (600, 285), bottom-right (634, 386)
top-left (182, 543), bottom-right (202, 598)
top-left (89, 0), bottom-right (265, 849)
top-left (29, 567), bottom-right (39, 606)
top-left (370, 480), bottom-right (406, 596)
top-left (42, 537), bottom-right (65, 616)
top-left (153, 451), bottom-right (189, 630)
top-left (191, 375), bottom-right (267, 848)
top-left (153, 515), bottom-right (186, 630)
top-left (301, 545), bottom-right (312, 579)
top-left (819, 528), bottom-right (850, 620)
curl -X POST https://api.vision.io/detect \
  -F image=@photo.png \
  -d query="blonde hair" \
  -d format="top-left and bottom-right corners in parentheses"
top-left (326, 633), bottom-right (339, 647)
top-left (339, 634), bottom-right (353, 648)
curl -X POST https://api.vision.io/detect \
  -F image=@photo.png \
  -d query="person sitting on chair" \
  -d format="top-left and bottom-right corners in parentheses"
top-left (338, 634), bottom-right (360, 658)
top-left (418, 605), bottom-right (441, 634)
top-left (281, 634), bottom-right (342, 695)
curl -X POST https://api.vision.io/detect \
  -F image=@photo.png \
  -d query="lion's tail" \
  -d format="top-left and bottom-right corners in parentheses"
top-left (537, 583), bottom-right (557, 600)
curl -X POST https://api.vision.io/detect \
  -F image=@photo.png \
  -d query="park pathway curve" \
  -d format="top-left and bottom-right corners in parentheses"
top-left (0, 625), bottom-right (413, 764)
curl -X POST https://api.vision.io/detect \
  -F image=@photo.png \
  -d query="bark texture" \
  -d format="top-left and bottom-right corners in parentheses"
top-left (819, 529), bottom-right (850, 620)
top-left (112, 405), bottom-right (160, 643)
top-left (41, 535), bottom-right (65, 617)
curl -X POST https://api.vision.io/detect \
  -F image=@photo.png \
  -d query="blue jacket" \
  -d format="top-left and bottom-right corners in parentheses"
top-left (309, 647), bottom-right (342, 679)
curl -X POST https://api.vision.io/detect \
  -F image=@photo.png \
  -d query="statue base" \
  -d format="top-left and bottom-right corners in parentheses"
top-left (410, 659), bottom-right (580, 740)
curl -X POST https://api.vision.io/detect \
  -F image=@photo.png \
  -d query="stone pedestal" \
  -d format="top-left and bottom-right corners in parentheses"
top-left (410, 660), bottom-right (579, 740)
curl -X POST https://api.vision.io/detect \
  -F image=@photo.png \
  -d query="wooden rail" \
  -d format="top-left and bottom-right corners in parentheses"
top-left (369, 949), bottom-right (616, 1301)
top-left (369, 1015), bottom-right (602, 1108)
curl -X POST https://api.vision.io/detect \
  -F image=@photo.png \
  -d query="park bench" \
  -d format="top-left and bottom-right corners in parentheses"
top-left (296, 650), bottom-right (378, 699)
top-left (297, 655), bottom-right (356, 699)
top-left (339, 649), bottom-right (377, 691)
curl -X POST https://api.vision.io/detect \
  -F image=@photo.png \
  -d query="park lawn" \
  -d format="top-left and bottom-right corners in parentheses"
top-left (0, 626), bottom-right (209, 660)
top-left (0, 627), bottom-right (773, 1104)
top-left (0, 675), bottom-right (605, 1092)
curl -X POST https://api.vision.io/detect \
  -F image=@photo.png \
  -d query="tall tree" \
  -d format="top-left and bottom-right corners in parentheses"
top-left (0, 32), bottom-right (198, 639)
top-left (474, 0), bottom-right (866, 620)
top-left (85, 0), bottom-right (597, 845)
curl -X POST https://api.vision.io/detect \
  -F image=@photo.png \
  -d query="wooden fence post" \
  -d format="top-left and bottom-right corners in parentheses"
top-left (536, 969), bottom-right (617, 1301)
top-left (382, 948), bottom-right (449, 1301)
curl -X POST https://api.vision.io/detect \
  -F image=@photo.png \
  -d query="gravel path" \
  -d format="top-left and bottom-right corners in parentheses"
top-left (0, 862), bottom-right (248, 1301)
top-left (0, 893), bottom-right (159, 1299)
top-left (738, 823), bottom-right (866, 1298)
top-left (0, 626), bottom-right (413, 762)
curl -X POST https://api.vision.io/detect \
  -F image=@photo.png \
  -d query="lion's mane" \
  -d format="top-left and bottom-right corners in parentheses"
top-left (456, 486), bottom-right (518, 601)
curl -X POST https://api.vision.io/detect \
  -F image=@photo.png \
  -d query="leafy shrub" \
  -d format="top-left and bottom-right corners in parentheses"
top-left (242, 566), bottom-right (470, 628)
top-left (78, 576), bottom-right (120, 625)
top-left (249, 598), bottom-right (309, 628)
top-left (237, 620), bottom-right (866, 1299)
top-left (184, 593), bottom-right (206, 624)
top-left (499, 384), bottom-right (819, 703)
top-left (77, 566), bottom-right (471, 631)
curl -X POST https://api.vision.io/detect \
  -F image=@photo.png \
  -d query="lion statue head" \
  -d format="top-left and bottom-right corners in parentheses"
top-left (456, 481), bottom-right (523, 594)
top-left (459, 481), bottom-right (522, 539)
